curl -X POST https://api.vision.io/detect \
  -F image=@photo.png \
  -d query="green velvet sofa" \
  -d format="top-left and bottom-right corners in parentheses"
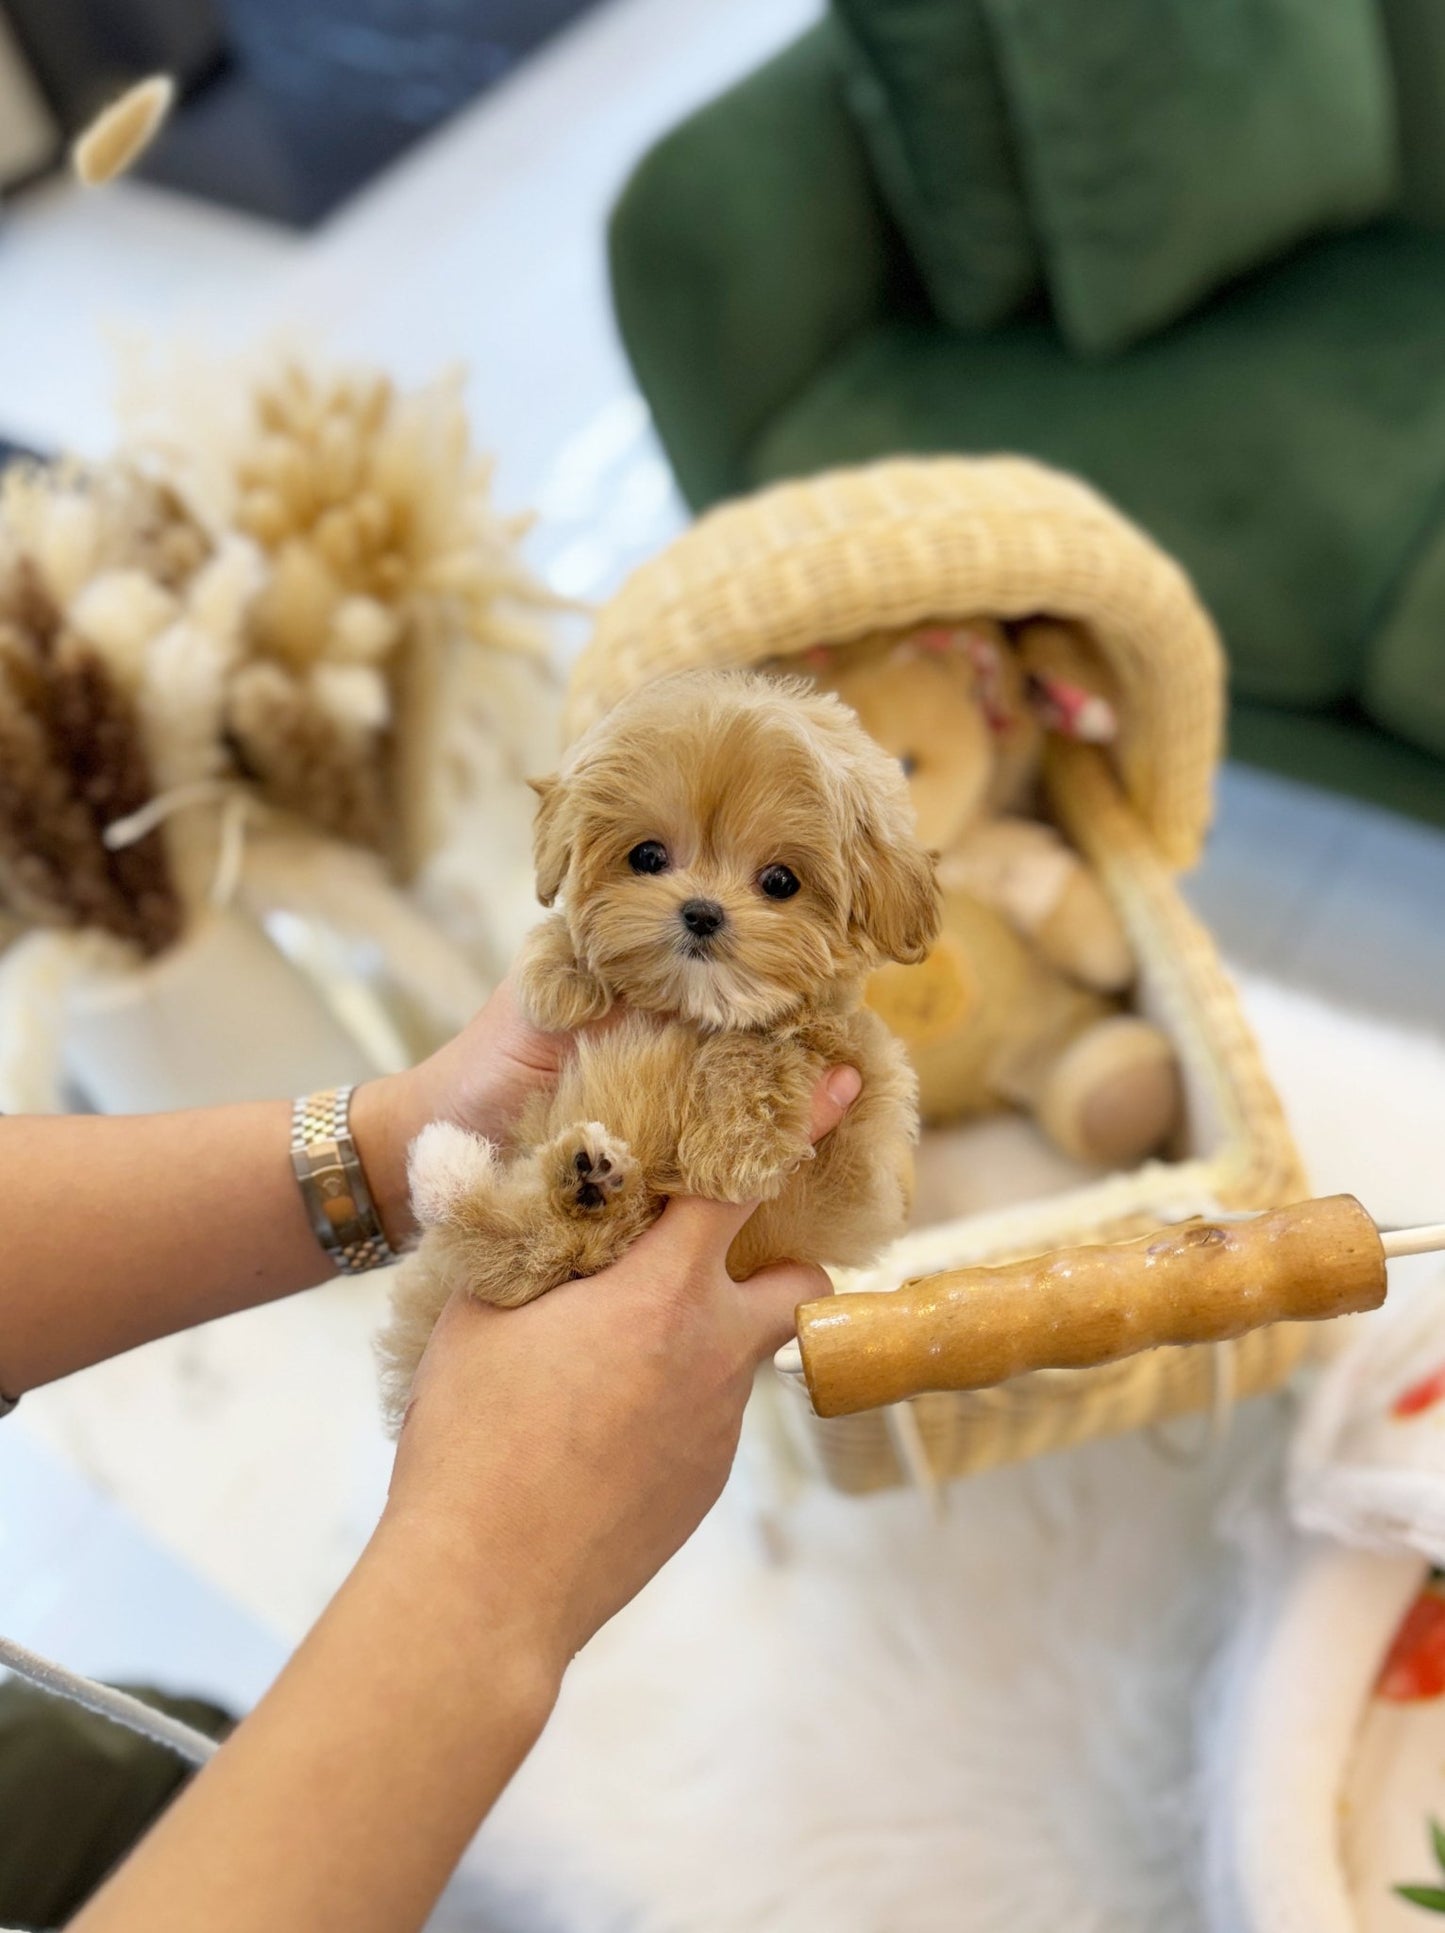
top-left (609, 22), bottom-right (1445, 827)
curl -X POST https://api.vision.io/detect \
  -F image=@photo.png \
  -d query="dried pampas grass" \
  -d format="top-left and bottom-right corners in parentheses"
top-left (229, 660), bottom-right (385, 851)
top-left (118, 347), bottom-right (560, 885)
top-left (0, 634), bottom-right (111, 932)
top-left (0, 347), bottom-right (558, 975)
top-left (136, 538), bottom-right (265, 902)
top-left (0, 606), bottom-right (181, 956)
top-left (231, 361), bottom-right (547, 640)
top-left (120, 352), bottom-right (552, 662)
top-left (73, 75), bottom-right (175, 186)
top-left (48, 641), bottom-right (182, 952)
top-left (69, 569), bottom-right (182, 686)
top-left (0, 463), bottom-right (206, 618)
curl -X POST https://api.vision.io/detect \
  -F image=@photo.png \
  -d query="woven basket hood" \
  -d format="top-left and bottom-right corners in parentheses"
top-left (568, 457), bottom-right (1225, 871)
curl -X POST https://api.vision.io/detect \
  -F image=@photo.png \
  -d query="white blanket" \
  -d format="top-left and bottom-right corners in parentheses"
top-left (449, 979), bottom-right (1445, 1933)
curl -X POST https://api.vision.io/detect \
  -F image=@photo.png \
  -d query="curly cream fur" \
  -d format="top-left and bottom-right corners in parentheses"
top-left (378, 671), bottom-right (940, 1428)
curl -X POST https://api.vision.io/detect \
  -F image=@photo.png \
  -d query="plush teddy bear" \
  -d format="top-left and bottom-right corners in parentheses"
top-left (804, 618), bottom-right (1181, 1170)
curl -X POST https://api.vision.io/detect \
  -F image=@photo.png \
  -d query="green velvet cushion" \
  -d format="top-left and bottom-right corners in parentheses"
top-left (747, 224), bottom-right (1445, 713)
top-left (1379, 0), bottom-right (1445, 227)
top-left (830, 0), bottom-right (1038, 329)
top-left (1363, 494), bottom-right (1445, 760)
top-left (609, 23), bottom-right (902, 510)
top-left (980, 0), bottom-right (1398, 355)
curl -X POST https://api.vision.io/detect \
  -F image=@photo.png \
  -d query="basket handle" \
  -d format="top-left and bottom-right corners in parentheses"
top-left (790, 1195), bottom-right (1386, 1418)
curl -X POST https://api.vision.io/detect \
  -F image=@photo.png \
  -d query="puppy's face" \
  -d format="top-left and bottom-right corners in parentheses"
top-left (532, 672), bottom-right (939, 1030)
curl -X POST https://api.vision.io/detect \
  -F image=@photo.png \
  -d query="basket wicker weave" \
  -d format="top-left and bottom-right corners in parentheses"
top-left (571, 456), bottom-right (1311, 1489)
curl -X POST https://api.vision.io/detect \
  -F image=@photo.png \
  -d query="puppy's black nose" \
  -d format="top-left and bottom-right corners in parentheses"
top-left (679, 898), bottom-right (725, 939)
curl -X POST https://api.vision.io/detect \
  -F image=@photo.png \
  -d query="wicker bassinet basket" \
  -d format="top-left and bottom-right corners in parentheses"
top-left (570, 457), bottom-right (1311, 1490)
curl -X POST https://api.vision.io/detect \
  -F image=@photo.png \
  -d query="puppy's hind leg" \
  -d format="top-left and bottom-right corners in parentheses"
top-left (377, 1122), bottom-right (504, 1430)
top-left (406, 1120), bottom-right (563, 1311)
top-left (407, 1119), bottom-right (503, 1230)
top-left (378, 1118), bottom-right (659, 1429)
top-left (419, 1118), bottom-right (655, 1311)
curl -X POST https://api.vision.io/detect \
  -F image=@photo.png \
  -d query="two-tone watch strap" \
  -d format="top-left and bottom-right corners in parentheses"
top-left (290, 1085), bottom-right (397, 1275)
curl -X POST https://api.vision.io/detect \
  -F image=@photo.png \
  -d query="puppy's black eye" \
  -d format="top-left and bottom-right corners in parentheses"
top-left (899, 753), bottom-right (918, 779)
top-left (758, 864), bottom-right (800, 901)
top-left (628, 840), bottom-right (670, 875)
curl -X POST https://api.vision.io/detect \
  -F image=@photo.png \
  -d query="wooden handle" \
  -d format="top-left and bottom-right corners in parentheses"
top-left (795, 1194), bottom-right (1386, 1418)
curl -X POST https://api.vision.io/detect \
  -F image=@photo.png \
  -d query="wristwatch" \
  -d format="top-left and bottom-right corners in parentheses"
top-left (290, 1085), bottom-right (398, 1276)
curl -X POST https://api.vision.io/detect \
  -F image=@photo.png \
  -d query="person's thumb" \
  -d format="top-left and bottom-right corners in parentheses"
top-left (809, 1064), bottom-right (862, 1142)
top-left (737, 1258), bottom-right (833, 1361)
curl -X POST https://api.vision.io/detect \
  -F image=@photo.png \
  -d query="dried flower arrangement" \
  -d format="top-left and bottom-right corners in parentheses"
top-left (0, 468), bottom-right (207, 955)
top-left (0, 353), bottom-right (560, 1103)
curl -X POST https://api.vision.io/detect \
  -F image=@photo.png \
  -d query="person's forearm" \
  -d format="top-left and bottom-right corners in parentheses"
top-left (70, 1513), bottom-right (562, 1933)
top-left (62, 1060), bottom-right (857, 1933)
top-left (0, 1074), bottom-right (425, 1396)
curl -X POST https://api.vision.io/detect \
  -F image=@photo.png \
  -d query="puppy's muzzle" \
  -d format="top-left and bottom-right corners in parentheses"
top-left (678, 898), bottom-right (725, 953)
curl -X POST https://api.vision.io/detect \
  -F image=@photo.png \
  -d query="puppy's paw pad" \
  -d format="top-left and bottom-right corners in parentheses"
top-left (407, 1121), bottom-right (500, 1227)
top-left (556, 1123), bottom-right (637, 1213)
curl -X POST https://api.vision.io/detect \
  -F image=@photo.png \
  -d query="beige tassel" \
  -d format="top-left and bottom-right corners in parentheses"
top-left (73, 75), bottom-right (176, 187)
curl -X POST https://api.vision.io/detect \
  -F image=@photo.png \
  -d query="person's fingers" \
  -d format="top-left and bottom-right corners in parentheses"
top-left (736, 1259), bottom-right (833, 1360)
top-left (809, 1065), bottom-right (861, 1144)
top-left (650, 1189), bottom-right (759, 1258)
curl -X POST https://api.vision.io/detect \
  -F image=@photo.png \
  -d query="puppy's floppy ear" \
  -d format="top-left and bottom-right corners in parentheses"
top-left (529, 774), bottom-right (572, 907)
top-left (796, 680), bottom-right (942, 967)
top-left (850, 820), bottom-right (940, 966)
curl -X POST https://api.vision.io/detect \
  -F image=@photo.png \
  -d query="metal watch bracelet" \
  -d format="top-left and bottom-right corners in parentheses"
top-left (290, 1085), bottom-right (398, 1276)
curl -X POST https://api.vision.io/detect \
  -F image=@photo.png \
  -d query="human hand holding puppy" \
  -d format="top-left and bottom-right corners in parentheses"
top-left (385, 1064), bottom-right (860, 1664)
top-left (379, 669), bottom-right (941, 1425)
top-left (348, 968), bottom-right (618, 1251)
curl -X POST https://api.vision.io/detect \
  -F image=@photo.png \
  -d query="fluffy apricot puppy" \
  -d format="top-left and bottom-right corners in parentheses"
top-left (379, 670), bottom-right (939, 1426)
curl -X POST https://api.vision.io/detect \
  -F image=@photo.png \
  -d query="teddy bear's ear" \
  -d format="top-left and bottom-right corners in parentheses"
top-left (849, 818), bottom-right (941, 967)
top-left (529, 774), bottom-right (572, 907)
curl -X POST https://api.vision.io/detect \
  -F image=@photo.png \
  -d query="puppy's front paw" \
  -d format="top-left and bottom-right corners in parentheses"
top-left (516, 917), bottom-right (613, 1032)
top-left (407, 1120), bottom-right (500, 1228)
top-left (543, 1122), bottom-right (640, 1216)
